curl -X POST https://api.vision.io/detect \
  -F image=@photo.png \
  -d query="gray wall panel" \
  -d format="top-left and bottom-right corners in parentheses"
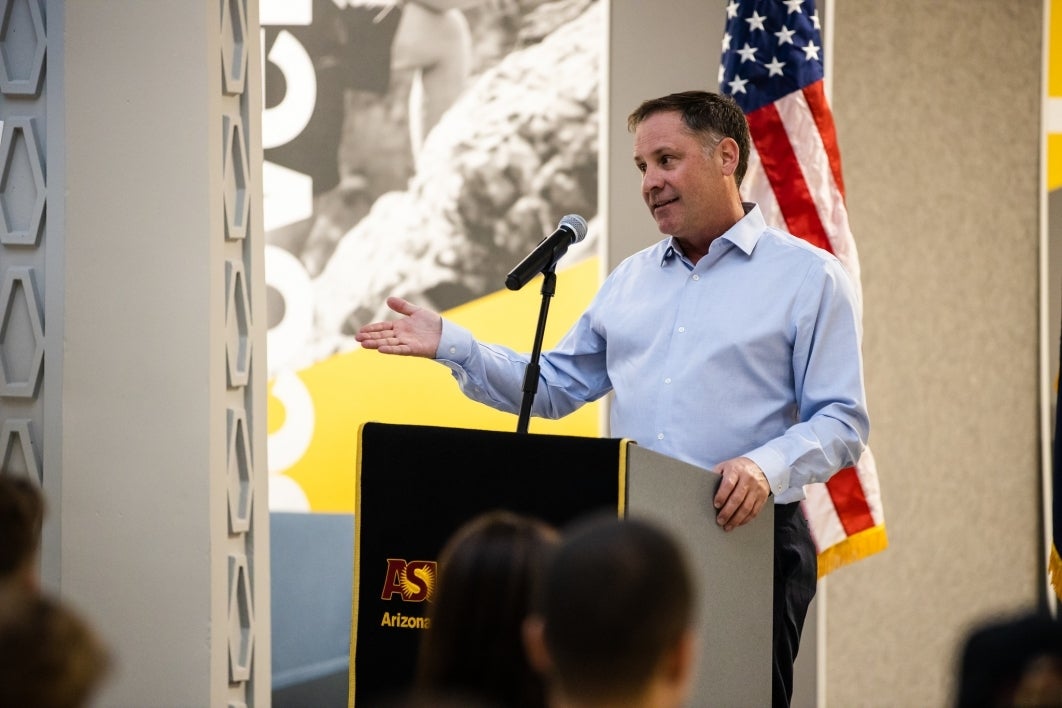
top-left (827, 2), bottom-right (1043, 705)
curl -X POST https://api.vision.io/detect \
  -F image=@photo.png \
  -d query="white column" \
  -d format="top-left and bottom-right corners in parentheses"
top-left (2, 1), bottom-right (271, 705)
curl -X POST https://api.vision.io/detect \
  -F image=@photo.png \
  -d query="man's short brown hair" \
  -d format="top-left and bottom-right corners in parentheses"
top-left (628, 90), bottom-right (751, 187)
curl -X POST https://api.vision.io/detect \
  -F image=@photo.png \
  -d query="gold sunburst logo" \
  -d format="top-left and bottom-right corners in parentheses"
top-left (401, 563), bottom-right (436, 602)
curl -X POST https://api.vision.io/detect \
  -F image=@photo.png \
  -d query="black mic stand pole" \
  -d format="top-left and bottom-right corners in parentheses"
top-left (516, 262), bottom-right (558, 434)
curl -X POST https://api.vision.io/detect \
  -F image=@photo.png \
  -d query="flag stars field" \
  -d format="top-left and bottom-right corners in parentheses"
top-left (746, 10), bottom-right (767, 31)
top-left (774, 25), bottom-right (796, 45)
top-left (765, 57), bottom-right (786, 77)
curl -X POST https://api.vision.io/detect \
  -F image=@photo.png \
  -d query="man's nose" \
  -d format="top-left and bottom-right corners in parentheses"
top-left (642, 166), bottom-right (663, 192)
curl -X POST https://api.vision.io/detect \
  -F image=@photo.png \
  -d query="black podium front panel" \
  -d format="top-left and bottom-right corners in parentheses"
top-left (350, 422), bottom-right (625, 706)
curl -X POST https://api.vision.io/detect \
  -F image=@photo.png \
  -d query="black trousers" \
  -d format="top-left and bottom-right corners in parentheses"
top-left (772, 502), bottom-right (818, 708)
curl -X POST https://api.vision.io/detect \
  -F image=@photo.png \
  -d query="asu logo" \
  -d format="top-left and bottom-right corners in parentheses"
top-left (380, 558), bottom-right (437, 602)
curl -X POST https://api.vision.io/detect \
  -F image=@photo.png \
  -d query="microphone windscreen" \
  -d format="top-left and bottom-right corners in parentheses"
top-left (560, 214), bottom-right (588, 244)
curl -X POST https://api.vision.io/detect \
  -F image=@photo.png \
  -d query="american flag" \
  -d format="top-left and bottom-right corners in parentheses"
top-left (720, 0), bottom-right (888, 576)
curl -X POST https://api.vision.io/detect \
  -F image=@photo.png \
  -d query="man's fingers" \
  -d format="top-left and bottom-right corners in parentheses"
top-left (376, 343), bottom-right (410, 356)
top-left (386, 296), bottom-right (418, 317)
top-left (356, 321), bottom-right (393, 336)
top-left (713, 476), bottom-right (735, 509)
top-left (713, 456), bottom-right (770, 531)
top-left (355, 326), bottom-right (397, 349)
top-left (726, 503), bottom-right (753, 531)
top-left (716, 480), bottom-right (767, 531)
top-left (715, 485), bottom-right (744, 526)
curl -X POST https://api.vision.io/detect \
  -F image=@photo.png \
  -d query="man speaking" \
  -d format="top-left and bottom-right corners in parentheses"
top-left (356, 90), bottom-right (869, 707)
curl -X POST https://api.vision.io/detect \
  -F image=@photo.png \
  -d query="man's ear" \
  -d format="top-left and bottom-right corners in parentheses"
top-left (522, 615), bottom-right (554, 675)
top-left (716, 136), bottom-right (741, 177)
top-left (663, 628), bottom-right (699, 688)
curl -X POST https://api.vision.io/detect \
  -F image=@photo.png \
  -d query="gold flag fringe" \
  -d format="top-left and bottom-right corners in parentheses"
top-left (817, 524), bottom-right (889, 579)
top-left (1050, 545), bottom-right (1062, 601)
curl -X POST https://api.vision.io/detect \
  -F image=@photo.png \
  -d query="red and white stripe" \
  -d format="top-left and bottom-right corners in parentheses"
top-left (742, 79), bottom-right (886, 570)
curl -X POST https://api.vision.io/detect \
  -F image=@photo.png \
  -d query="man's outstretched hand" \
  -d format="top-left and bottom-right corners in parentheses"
top-left (354, 297), bottom-right (442, 358)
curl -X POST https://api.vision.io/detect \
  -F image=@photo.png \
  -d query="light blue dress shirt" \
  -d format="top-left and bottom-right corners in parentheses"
top-left (435, 204), bottom-right (869, 504)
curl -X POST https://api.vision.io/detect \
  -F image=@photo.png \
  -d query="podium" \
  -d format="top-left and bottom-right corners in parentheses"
top-left (349, 422), bottom-right (773, 707)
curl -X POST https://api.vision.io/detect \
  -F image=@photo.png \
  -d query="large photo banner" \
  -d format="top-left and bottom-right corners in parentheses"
top-left (260, 1), bottom-right (604, 704)
top-left (262, 0), bottom-right (603, 514)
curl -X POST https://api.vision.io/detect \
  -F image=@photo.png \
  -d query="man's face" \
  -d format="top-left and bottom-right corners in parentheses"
top-left (632, 111), bottom-right (725, 243)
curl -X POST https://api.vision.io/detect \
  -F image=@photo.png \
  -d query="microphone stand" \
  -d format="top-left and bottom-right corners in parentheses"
top-left (516, 263), bottom-right (557, 434)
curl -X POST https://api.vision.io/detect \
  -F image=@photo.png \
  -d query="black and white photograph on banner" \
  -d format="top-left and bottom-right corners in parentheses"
top-left (262, 0), bottom-right (602, 377)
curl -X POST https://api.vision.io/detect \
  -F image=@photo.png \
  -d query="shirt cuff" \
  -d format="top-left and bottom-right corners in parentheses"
top-left (435, 319), bottom-right (474, 362)
top-left (744, 445), bottom-right (789, 497)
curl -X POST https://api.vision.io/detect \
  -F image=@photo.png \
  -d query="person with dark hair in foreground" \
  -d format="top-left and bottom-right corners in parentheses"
top-left (0, 475), bottom-right (113, 707)
top-left (415, 510), bottom-right (559, 708)
top-left (956, 611), bottom-right (1062, 708)
top-left (0, 474), bottom-right (45, 593)
top-left (522, 515), bottom-right (697, 708)
top-left (357, 89), bottom-right (869, 707)
top-left (0, 590), bottom-right (112, 708)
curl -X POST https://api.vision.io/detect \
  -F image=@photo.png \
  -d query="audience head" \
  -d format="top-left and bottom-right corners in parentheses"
top-left (956, 611), bottom-right (1062, 707)
top-left (0, 474), bottom-right (45, 592)
top-left (416, 510), bottom-right (559, 708)
top-left (524, 514), bottom-right (697, 708)
top-left (0, 590), bottom-right (111, 708)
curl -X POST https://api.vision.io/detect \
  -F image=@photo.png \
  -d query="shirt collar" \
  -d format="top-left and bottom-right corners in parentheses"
top-left (659, 202), bottom-right (765, 266)
top-left (721, 202), bottom-right (765, 256)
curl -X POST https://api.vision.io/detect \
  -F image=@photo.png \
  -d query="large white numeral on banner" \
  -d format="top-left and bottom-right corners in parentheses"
top-left (265, 245), bottom-right (315, 374)
top-left (261, 29), bottom-right (316, 149)
top-left (262, 161), bottom-right (313, 232)
top-left (261, 28), bottom-right (316, 231)
top-left (268, 371), bottom-right (315, 474)
top-left (267, 370), bottom-right (314, 511)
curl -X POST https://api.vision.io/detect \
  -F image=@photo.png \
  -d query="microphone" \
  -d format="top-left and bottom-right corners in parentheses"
top-left (505, 214), bottom-right (588, 291)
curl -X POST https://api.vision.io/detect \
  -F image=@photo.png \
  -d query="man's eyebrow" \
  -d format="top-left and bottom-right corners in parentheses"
top-left (634, 145), bottom-right (677, 161)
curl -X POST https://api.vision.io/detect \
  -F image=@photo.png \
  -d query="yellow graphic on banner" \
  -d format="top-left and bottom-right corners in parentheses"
top-left (268, 257), bottom-right (603, 513)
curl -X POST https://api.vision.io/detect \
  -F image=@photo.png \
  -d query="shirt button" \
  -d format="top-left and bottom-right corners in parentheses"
top-left (664, 377), bottom-right (672, 384)
top-left (692, 274), bottom-right (700, 281)
top-left (678, 327), bottom-right (686, 333)
top-left (449, 346), bottom-right (457, 355)
top-left (657, 433), bottom-right (665, 440)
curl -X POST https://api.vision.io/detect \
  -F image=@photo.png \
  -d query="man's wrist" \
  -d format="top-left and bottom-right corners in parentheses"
top-left (744, 447), bottom-right (788, 497)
